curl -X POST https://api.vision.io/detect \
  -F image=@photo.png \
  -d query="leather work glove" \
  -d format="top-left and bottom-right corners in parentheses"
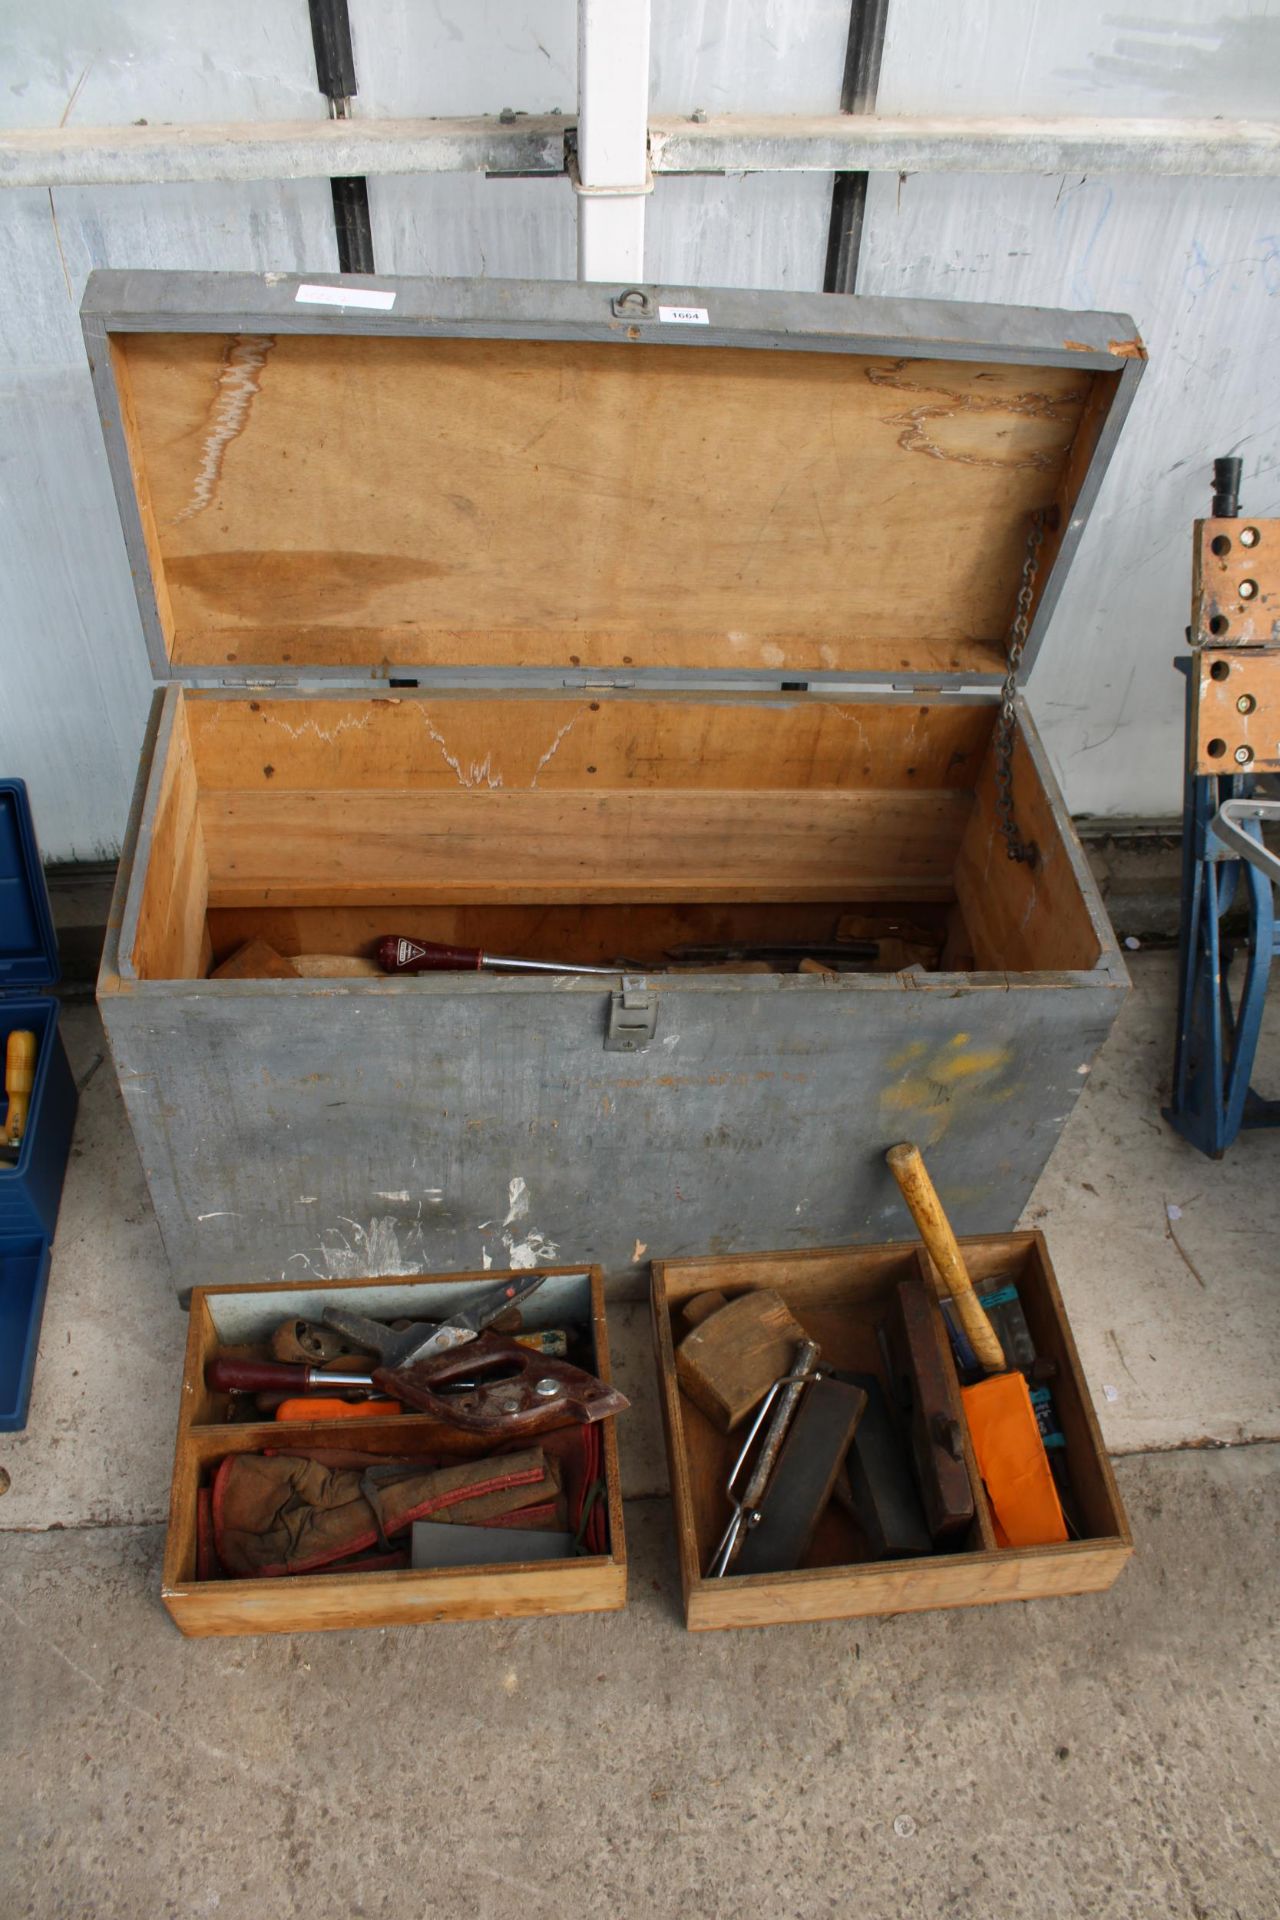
top-left (213, 1447), bottom-right (560, 1577)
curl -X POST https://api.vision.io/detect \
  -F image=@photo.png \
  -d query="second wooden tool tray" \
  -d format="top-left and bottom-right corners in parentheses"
top-left (651, 1234), bottom-right (1131, 1631)
top-left (165, 1266), bottom-right (625, 1637)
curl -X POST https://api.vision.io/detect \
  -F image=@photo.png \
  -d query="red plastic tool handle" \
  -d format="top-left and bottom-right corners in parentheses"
top-left (206, 1358), bottom-right (313, 1394)
top-left (377, 937), bottom-right (484, 974)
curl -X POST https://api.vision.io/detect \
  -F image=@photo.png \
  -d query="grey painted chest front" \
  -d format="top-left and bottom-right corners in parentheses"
top-left (84, 270), bottom-right (1143, 1298)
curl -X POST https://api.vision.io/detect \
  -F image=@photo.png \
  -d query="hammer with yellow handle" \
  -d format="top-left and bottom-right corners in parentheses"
top-left (885, 1142), bottom-right (1005, 1374)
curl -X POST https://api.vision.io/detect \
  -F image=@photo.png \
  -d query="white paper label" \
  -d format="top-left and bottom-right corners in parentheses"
top-left (295, 283), bottom-right (397, 312)
top-left (658, 305), bottom-right (710, 325)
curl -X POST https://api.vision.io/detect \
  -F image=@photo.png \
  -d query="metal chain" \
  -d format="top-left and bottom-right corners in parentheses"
top-left (995, 512), bottom-right (1045, 865)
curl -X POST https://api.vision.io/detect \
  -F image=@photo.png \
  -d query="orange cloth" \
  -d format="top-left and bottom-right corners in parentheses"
top-left (273, 1397), bottom-right (401, 1422)
top-left (961, 1372), bottom-right (1067, 1548)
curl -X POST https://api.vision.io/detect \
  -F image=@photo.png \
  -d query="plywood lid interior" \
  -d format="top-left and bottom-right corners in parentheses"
top-left (109, 330), bottom-right (1116, 680)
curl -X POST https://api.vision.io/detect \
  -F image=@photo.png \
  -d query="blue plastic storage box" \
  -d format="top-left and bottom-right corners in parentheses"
top-left (0, 780), bottom-right (77, 1429)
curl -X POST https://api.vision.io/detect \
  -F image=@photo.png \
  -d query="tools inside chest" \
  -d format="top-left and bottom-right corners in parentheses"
top-left (126, 685), bottom-right (1104, 987)
top-left (185, 1272), bottom-right (624, 1585)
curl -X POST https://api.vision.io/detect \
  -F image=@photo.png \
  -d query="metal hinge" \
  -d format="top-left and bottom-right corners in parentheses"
top-left (605, 977), bottom-right (657, 1052)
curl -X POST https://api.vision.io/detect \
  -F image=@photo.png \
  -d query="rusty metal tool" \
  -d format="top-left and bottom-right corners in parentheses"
top-left (382, 1332), bottom-right (628, 1436)
top-left (206, 1274), bottom-right (628, 1437)
top-left (377, 937), bottom-right (620, 976)
top-left (321, 1273), bottom-right (548, 1370)
top-left (206, 1354), bottom-right (562, 1402)
top-left (206, 1342), bottom-right (626, 1435)
top-left (707, 1339), bottom-right (819, 1577)
top-left (206, 1275), bottom-right (548, 1398)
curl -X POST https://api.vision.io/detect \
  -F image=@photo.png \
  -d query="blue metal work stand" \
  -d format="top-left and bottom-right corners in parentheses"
top-left (1165, 657), bottom-right (1280, 1157)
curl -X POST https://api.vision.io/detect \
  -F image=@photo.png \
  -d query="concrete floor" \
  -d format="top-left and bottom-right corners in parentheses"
top-left (3, 952), bottom-right (1279, 1918)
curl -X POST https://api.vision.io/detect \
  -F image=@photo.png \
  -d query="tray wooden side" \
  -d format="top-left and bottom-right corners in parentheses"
top-left (164, 1266), bottom-right (627, 1637)
top-left (652, 1235), bottom-right (1131, 1632)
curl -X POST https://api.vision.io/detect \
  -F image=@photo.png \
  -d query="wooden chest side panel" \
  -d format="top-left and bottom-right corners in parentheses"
top-left (184, 693), bottom-right (997, 796)
top-left (101, 983), bottom-right (1120, 1297)
top-left (198, 787), bottom-right (972, 908)
top-left (952, 722), bottom-right (1107, 974)
top-left (124, 692), bottom-right (210, 981)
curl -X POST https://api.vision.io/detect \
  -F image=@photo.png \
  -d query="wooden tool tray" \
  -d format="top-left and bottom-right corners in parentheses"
top-left (651, 1233), bottom-right (1130, 1630)
top-left (165, 1267), bottom-right (625, 1636)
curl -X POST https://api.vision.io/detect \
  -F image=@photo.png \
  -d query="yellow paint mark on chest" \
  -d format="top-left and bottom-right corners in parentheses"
top-left (880, 1035), bottom-right (1016, 1146)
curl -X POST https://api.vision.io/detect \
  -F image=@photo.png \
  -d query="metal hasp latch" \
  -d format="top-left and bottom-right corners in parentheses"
top-left (610, 287), bottom-right (655, 319)
top-left (605, 976), bottom-right (657, 1052)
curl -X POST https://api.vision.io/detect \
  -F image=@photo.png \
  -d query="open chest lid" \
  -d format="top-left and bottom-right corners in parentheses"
top-left (81, 271), bottom-right (1144, 692)
top-left (0, 781), bottom-right (59, 992)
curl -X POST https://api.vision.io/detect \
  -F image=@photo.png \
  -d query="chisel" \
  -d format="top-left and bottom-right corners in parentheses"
top-left (377, 937), bottom-right (620, 976)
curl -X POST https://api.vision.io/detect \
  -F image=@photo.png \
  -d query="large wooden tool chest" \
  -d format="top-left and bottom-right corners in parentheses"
top-left (84, 272), bottom-right (1144, 1298)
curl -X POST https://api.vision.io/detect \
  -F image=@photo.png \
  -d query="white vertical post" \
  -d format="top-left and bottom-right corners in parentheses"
top-left (575, 0), bottom-right (652, 283)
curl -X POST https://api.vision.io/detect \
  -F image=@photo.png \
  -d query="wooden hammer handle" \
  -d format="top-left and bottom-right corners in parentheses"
top-left (885, 1143), bottom-right (1005, 1373)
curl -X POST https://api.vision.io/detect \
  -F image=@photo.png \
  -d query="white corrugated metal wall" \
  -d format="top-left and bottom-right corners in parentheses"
top-left (1, 0), bottom-right (1277, 857)
top-left (862, 0), bottom-right (1280, 818)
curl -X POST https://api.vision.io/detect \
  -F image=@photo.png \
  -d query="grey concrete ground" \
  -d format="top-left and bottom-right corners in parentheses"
top-left (3, 953), bottom-right (1279, 1919)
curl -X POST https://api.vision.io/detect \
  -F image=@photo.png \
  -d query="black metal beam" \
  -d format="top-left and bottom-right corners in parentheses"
top-left (308, 0), bottom-right (358, 109)
top-left (824, 0), bottom-right (890, 293)
top-left (308, 0), bottom-right (375, 274)
top-left (330, 176), bottom-right (376, 274)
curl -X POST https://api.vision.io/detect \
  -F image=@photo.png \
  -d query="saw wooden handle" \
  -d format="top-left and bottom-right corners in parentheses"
top-left (885, 1142), bottom-right (1005, 1373)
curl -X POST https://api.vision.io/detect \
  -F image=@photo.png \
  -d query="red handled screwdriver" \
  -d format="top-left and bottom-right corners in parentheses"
top-left (377, 937), bottom-right (620, 976)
